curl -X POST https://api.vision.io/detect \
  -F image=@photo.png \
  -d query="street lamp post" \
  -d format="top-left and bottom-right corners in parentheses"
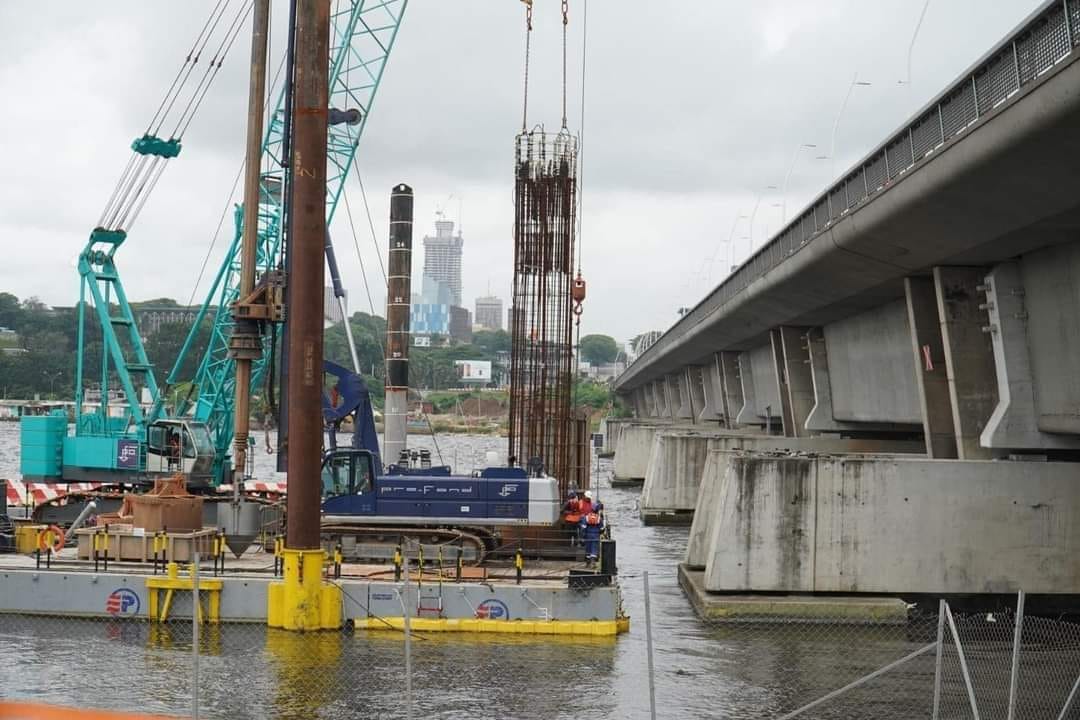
top-left (902, 0), bottom-right (932, 100)
top-left (829, 75), bottom-right (872, 180)
top-left (748, 186), bottom-right (778, 253)
top-left (781, 144), bottom-right (816, 225)
top-left (711, 211), bottom-right (748, 280)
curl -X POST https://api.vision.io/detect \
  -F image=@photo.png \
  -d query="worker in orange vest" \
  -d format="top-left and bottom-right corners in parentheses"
top-left (578, 492), bottom-right (604, 567)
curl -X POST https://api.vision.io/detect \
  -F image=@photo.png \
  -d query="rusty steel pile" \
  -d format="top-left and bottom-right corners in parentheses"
top-left (508, 130), bottom-right (585, 496)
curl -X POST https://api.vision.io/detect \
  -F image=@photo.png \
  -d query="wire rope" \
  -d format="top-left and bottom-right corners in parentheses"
top-left (521, 1), bottom-right (533, 131)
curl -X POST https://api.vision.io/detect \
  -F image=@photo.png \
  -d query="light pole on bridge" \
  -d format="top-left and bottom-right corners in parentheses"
top-left (828, 75), bottom-right (873, 182)
top-left (780, 144), bottom-right (817, 225)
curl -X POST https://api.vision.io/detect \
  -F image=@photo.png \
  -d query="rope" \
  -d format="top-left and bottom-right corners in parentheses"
top-left (184, 48), bottom-right (289, 309)
top-left (173, 0), bottom-right (255, 139)
top-left (353, 167), bottom-right (387, 285)
top-left (521, 0), bottom-right (533, 131)
top-left (561, 0), bottom-right (569, 129)
top-left (96, 0), bottom-right (254, 232)
top-left (576, 0), bottom-right (588, 274)
top-left (342, 188), bottom-right (379, 317)
top-left (149, 0), bottom-right (233, 136)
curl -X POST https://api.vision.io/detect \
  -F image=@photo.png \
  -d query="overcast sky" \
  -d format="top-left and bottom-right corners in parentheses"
top-left (0, 0), bottom-right (1047, 346)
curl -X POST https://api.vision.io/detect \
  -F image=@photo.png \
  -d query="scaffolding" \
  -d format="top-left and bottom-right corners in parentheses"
top-left (508, 130), bottom-right (585, 496)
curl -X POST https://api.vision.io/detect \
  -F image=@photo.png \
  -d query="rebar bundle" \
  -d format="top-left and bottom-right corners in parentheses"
top-left (509, 130), bottom-right (579, 495)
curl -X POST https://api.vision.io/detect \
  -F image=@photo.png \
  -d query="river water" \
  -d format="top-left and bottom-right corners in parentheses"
top-left (0, 424), bottom-right (937, 719)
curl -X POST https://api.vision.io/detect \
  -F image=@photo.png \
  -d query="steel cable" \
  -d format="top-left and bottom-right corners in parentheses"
top-left (172, 0), bottom-right (255, 139)
top-left (148, 0), bottom-right (232, 135)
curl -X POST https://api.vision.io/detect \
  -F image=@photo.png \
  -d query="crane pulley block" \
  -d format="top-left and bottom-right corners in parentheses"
top-left (131, 134), bottom-right (182, 158)
top-left (88, 228), bottom-right (127, 247)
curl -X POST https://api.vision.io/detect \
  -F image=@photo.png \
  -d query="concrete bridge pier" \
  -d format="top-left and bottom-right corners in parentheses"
top-left (614, 2), bottom-right (1080, 610)
top-left (692, 452), bottom-right (1080, 597)
top-left (641, 430), bottom-right (924, 526)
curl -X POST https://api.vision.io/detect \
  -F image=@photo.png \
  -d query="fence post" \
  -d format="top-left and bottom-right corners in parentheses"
top-left (401, 560), bottom-right (413, 720)
top-left (643, 571), bottom-right (657, 720)
top-left (932, 598), bottom-right (946, 720)
top-left (1056, 674), bottom-right (1080, 720)
top-left (945, 601), bottom-right (982, 720)
top-left (1007, 590), bottom-right (1025, 720)
top-left (192, 551), bottom-right (200, 720)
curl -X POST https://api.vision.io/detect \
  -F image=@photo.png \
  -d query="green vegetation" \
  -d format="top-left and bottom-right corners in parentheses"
top-left (0, 292), bottom-right (628, 430)
top-left (573, 378), bottom-right (614, 411)
top-left (471, 329), bottom-right (511, 354)
top-left (0, 291), bottom-right (213, 401)
top-left (579, 333), bottom-right (619, 364)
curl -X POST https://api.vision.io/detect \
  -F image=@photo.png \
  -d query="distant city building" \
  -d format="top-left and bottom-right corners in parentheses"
top-left (454, 360), bottom-right (492, 383)
top-left (449, 306), bottom-right (472, 344)
top-left (420, 273), bottom-right (452, 306)
top-left (493, 350), bottom-right (511, 388)
top-left (474, 296), bottom-right (503, 331)
top-left (0, 327), bottom-right (23, 356)
top-left (422, 218), bottom-right (464, 308)
top-left (411, 304), bottom-right (450, 336)
top-left (133, 305), bottom-right (204, 337)
top-left (577, 360), bottom-right (627, 383)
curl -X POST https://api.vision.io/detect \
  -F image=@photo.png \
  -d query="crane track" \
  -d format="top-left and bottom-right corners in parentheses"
top-left (320, 524), bottom-right (491, 565)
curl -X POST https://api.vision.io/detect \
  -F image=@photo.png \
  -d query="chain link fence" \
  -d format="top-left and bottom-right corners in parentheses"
top-left (3, 559), bottom-right (1080, 719)
top-left (664, 590), bottom-right (1080, 720)
top-left (3, 576), bottom-right (1080, 719)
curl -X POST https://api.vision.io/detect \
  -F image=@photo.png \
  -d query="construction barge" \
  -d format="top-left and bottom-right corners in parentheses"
top-left (0, 538), bottom-right (626, 636)
top-left (0, 473), bottom-right (627, 636)
top-left (1, 0), bottom-right (624, 637)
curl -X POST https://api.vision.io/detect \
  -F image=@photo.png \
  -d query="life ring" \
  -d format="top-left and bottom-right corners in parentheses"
top-left (37, 525), bottom-right (65, 554)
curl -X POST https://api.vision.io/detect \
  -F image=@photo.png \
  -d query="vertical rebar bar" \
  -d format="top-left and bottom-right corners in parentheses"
top-left (643, 571), bottom-right (658, 720)
top-left (1007, 590), bottom-right (1026, 720)
top-left (192, 551), bottom-right (200, 720)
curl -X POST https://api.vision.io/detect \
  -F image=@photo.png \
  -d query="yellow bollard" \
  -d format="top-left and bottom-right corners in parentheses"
top-left (267, 548), bottom-right (342, 631)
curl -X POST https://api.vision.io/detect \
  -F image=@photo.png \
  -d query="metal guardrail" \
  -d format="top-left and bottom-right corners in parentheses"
top-left (623, 0), bottom-right (1080, 380)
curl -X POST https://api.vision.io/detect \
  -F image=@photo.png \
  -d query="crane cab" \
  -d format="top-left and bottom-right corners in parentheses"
top-left (146, 420), bottom-right (214, 482)
top-left (321, 448), bottom-right (378, 515)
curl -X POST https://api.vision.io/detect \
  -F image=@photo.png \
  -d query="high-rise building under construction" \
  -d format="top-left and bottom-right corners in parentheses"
top-left (422, 219), bottom-right (464, 308)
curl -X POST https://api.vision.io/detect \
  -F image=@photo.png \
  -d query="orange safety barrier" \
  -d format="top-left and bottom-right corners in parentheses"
top-left (0, 702), bottom-right (183, 720)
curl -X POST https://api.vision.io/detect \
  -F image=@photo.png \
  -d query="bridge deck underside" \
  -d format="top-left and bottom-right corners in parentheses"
top-left (618, 51), bottom-right (1080, 387)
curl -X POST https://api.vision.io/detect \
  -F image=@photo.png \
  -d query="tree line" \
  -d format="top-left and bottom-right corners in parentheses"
top-left (0, 291), bottom-right (624, 413)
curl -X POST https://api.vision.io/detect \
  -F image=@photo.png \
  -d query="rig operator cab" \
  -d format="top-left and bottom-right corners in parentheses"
top-left (321, 448), bottom-right (377, 514)
top-left (145, 419), bottom-right (214, 482)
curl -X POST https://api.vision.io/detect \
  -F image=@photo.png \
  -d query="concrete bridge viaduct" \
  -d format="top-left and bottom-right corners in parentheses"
top-left (609, 0), bottom-right (1080, 606)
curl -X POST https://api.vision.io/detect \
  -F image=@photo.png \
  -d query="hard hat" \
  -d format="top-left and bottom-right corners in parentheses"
top-left (584, 490), bottom-right (594, 500)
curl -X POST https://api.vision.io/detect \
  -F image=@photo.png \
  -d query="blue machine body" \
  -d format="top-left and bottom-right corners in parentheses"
top-left (320, 454), bottom-right (556, 526)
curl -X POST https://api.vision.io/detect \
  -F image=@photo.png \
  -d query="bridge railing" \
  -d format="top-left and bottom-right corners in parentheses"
top-left (627, 0), bottom-right (1080, 379)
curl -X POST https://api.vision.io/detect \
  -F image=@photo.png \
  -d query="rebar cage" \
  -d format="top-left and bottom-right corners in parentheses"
top-left (508, 130), bottom-right (580, 496)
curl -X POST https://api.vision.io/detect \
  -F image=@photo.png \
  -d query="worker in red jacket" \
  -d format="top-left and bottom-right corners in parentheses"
top-left (578, 493), bottom-right (604, 567)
